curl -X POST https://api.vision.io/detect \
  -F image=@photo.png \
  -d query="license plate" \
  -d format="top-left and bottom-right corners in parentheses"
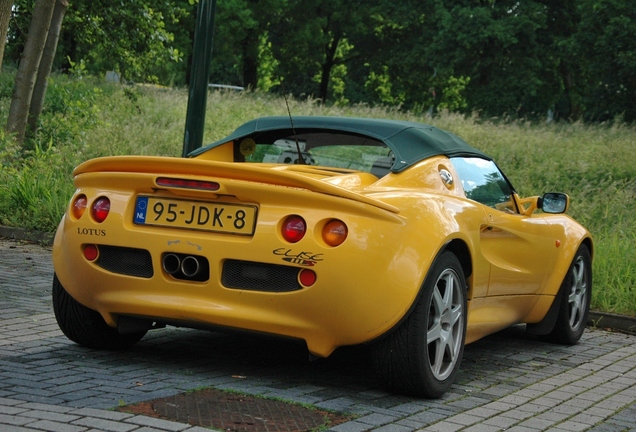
top-left (134, 196), bottom-right (257, 235)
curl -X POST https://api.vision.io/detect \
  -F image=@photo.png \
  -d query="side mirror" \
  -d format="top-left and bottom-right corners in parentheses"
top-left (539, 192), bottom-right (569, 214)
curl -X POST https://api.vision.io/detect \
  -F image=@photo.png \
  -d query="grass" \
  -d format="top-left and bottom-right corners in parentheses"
top-left (0, 72), bottom-right (634, 316)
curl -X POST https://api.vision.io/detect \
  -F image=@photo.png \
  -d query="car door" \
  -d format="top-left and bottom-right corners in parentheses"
top-left (451, 157), bottom-right (558, 297)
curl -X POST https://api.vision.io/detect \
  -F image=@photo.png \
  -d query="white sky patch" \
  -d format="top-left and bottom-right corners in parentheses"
top-left (463, 180), bottom-right (477, 191)
top-left (464, 158), bottom-right (492, 169)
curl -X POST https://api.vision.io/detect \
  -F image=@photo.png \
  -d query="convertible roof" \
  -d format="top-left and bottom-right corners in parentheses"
top-left (190, 116), bottom-right (491, 173)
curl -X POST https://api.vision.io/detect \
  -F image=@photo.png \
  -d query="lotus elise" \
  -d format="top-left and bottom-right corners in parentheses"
top-left (52, 116), bottom-right (592, 397)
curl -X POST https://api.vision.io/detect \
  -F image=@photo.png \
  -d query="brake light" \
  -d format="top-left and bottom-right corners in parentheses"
top-left (322, 219), bottom-right (348, 247)
top-left (71, 194), bottom-right (87, 219)
top-left (92, 197), bottom-right (110, 222)
top-left (156, 177), bottom-right (220, 191)
top-left (282, 215), bottom-right (306, 243)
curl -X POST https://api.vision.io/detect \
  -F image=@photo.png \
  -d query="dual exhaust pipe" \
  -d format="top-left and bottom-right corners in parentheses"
top-left (162, 253), bottom-right (209, 281)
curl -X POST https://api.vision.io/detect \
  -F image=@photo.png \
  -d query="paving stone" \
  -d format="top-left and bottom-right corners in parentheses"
top-left (355, 412), bottom-right (399, 426)
top-left (0, 413), bottom-right (33, 426)
top-left (481, 415), bottom-right (518, 429)
top-left (124, 415), bottom-right (190, 431)
top-left (22, 419), bottom-right (88, 432)
top-left (71, 416), bottom-right (138, 431)
top-left (371, 424), bottom-right (414, 432)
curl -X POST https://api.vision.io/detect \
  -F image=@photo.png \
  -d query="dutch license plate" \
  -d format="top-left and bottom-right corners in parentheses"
top-left (134, 196), bottom-right (257, 235)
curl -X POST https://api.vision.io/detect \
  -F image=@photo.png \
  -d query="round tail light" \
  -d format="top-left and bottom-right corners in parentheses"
top-left (282, 215), bottom-right (306, 243)
top-left (71, 194), bottom-right (87, 219)
top-left (92, 197), bottom-right (111, 223)
top-left (322, 219), bottom-right (348, 247)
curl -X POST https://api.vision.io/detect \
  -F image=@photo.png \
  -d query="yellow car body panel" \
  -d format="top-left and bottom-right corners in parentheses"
top-left (52, 117), bottom-right (592, 363)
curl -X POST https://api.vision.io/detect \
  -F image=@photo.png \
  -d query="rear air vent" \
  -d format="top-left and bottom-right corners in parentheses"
top-left (96, 246), bottom-right (153, 278)
top-left (222, 260), bottom-right (301, 292)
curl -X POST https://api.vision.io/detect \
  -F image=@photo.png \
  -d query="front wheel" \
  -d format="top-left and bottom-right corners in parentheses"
top-left (52, 273), bottom-right (146, 349)
top-left (373, 252), bottom-right (467, 398)
top-left (544, 244), bottom-right (592, 345)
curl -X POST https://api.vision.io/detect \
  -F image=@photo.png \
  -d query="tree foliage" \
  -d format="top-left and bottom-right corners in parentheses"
top-left (6, 0), bottom-right (190, 83)
top-left (576, 0), bottom-right (636, 122)
top-left (62, 0), bottom-right (189, 83)
top-left (3, 0), bottom-right (635, 123)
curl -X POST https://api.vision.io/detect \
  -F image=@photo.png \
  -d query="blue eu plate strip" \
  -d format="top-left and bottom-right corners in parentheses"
top-left (134, 197), bottom-right (148, 224)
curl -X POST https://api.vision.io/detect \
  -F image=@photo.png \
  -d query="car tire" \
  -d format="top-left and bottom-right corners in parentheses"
top-left (543, 244), bottom-right (592, 345)
top-left (52, 273), bottom-right (146, 349)
top-left (373, 251), bottom-right (467, 398)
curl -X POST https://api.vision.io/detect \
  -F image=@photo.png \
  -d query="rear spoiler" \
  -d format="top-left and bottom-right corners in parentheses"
top-left (74, 156), bottom-right (400, 214)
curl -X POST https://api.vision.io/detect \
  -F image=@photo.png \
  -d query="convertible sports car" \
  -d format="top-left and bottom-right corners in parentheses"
top-left (52, 116), bottom-right (592, 398)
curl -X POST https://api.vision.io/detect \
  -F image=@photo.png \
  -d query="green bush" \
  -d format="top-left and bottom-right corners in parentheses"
top-left (35, 74), bottom-right (105, 147)
top-left (0, 141), bottom-right (72, 232)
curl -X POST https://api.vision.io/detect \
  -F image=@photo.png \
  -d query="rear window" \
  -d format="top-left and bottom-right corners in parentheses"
top-left (240, 132), bottom-right (393, 174)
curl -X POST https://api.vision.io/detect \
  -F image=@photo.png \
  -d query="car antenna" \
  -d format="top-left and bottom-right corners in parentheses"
top-left (283, 93), bottom-right (305, 164)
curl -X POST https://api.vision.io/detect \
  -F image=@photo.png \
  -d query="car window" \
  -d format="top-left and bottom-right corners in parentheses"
top-left (242, 132), bottom-right (392, 174)
top-left (450, 157), bottom-right (517, 213)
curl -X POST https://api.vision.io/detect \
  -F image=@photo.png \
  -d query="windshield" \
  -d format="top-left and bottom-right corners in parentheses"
top-left (241, 132), bottom-right (393, 174)
top-left (450, 157), bottom-right (516, 212)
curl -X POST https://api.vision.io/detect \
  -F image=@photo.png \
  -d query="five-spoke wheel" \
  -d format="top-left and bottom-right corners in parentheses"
top-left (373, 251), bottom-right (467, 398)
top-left (427, 267), bottom-right (465, 382)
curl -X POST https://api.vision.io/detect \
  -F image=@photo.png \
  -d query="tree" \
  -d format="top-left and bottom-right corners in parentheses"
top-left (6, 0), bottom-right (55, 144)
top-left (344, 1), bottom-right (438, 109)
top-left (270, 0), bottom-right (375, 102)
top-left (209, 0), bottom-right (264, 89)
top-left (208, 0), bottom-right (286, 89)
top-left (576, 0), bottom-right (636, 122)
top-left (424, 0), bottom-right (553, 117)
top-left (0, 0), bottom-right (13, 71)
top-left (52, 0), bottom-right (187, 83)
top-left (27, 0), bottom-right (68, 135)
top-left (3, 0), bottom-right (635, 124)
top-left (536, 0), bottom-right (584, 120)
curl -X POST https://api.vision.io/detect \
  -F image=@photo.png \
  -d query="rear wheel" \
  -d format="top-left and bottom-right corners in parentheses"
top-left (373, 252), bottom-right (467, 398)
top-left (52, 273), bottom-right (146, 349)
top-left (544, 245), bottom-right (592, 345)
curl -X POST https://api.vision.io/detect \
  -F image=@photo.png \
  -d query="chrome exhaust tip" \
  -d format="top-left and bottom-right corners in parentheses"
top-left (181, 256), bottom-right (200, 277)
top-left (162, 253), bottom-right (181, 275)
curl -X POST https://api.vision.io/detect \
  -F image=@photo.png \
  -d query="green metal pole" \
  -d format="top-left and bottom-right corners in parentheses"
top-left (182, 0), bottom-right (217, 157)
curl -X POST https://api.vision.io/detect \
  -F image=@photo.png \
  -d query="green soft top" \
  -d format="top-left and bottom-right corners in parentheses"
top-left (189, 116), bottom-right (491, 173)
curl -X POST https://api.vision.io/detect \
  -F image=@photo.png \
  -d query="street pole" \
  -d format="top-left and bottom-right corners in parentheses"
top-left (182, 0), bottom-right (217, 157)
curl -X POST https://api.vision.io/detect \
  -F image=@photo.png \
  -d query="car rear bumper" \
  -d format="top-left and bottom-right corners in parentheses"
top-left (52, 211), bottom-right (424, 357)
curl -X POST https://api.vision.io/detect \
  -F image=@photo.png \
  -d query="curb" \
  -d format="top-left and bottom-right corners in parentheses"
top-left (589, 310), bottom-right (636, 335)
top-left (0, 225), bottom-right (54, 245)
top-left (2, 225), bottom-right (634, 336)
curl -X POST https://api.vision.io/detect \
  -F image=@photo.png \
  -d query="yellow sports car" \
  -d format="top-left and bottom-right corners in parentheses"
top-left (52, 116), bottom-right (592, 398)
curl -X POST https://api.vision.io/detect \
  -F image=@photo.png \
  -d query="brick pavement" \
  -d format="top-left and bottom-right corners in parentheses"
top-left (0, 238), bottom-right (635, 432)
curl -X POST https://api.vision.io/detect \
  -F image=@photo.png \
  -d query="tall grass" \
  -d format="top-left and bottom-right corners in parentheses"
top-left (0, 73), bottom-right (634, 315)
